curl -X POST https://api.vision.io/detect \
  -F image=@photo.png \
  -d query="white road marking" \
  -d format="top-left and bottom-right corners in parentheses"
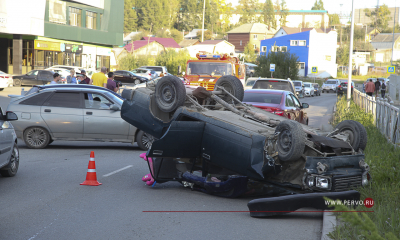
top-left (103, 165), bottom-right (133, 177)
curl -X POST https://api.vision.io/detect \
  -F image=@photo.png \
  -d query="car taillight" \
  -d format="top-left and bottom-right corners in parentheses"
top-left (351, 85), bottom-right (353, 88)
top-left (273, 111), bottom-right (284, 116)
top-left (338, 85), bottom-right (341, 88)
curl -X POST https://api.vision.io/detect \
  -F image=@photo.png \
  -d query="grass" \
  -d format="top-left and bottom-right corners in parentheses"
top-left (328, 96), bottom-right (400, 239)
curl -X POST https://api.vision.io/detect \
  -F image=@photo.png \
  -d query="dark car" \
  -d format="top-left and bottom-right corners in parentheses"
top-left (120, 75), bottom-right (370, 217)
top-left (252, 78), bottom-right (297, 97)
top-left (313, 83), bottom-right (321, 96)
top-left (337, 81), bottom-right (354, 96)
top-left (12, 70), bottom-right (54, 87)
top-left (113, 70), bottom-right (148, 85)
top-left (243, 89), bottom-right (309, 125)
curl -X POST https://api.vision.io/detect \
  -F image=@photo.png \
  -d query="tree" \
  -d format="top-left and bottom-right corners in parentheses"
top-left (277, 0), bottom-right (288, 27)
top-left (364, 4), bottom-right (392, 31)
top-left (243, 42), bottom-right (257, 63)
top-left (217, 0), bottom-right (234, 33)
top-left (155, 49), bottom-right (192, 75)
top-left (117, 54), bottom-right (153, 71)
top-left (311, 0), bottom-right (324, 10)
top-left (328, 14), bottom-right (340, 26)
top-left (178, 0), bottom-right (203, 32)
top-left (237, 0), bottom-right (259, 24)
top-left (336, 44), bottom-right (349, 66)
top-left (170, 29), bottom-right (184, 44)
top-left (197, 29), bottom-right (213, 41)
top-left (255, 51), bottom-right (299, 79)
top-left (263, 0), bottom-right (276, 29)
top-left (124, 0), bottom-right (137, 33)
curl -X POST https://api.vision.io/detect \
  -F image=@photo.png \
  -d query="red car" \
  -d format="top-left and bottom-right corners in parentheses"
top-left (243, 89), bottom-right (309, 125)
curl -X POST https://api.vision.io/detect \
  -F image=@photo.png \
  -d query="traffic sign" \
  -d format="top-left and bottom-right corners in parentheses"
top-left (387, 66), bottom-right (395, 73)
top-left (270, 64), bottom-right (275, 72)
top-left (311, 66), bottom-right (318, 73)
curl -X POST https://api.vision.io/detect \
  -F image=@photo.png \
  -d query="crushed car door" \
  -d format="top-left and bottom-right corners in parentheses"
top-left (148, 121), bottom-right (205, 158)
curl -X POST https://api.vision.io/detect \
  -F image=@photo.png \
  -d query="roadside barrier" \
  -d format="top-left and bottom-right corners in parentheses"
top-left (80, 151), bottom-right (102, 186)
top-left (353, 88), bottom-right (400, 147)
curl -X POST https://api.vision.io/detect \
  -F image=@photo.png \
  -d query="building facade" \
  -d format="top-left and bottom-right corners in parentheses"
top-left (227, 23), bottom-right (275, 52)
top-left (0, 0), bottom-right (123, 74)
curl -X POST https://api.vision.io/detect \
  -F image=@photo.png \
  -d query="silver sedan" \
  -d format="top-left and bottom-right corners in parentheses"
top-left (7, 85), bottom-right (154, 150)
top-left (0, 108), bottom-right (19, 177)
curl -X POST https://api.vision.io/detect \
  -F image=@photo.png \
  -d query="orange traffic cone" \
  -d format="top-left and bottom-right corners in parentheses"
top-left (80, 151), bottom-right (102, 186)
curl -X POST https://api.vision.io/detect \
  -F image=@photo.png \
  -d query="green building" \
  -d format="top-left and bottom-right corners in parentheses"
top-left (0, 0), bottom-right (123, 74)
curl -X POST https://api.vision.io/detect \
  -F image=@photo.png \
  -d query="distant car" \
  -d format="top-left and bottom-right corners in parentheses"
top-left (292, 80), bottom-right (304, 98)
top-left (321, 79), bottom-right (340, 93)
top-left (150, 70), bottom-right (159, 80)
top-left (113, 70), bottom-right (149, 85)
top-left (0, 70), bottom-right (13, 91)
top-left (139, 66), bottom-right (168, 76)
top-left (313, 83), bottom-right (321, 96)
top-left (7, 84), bottom-right (155, 150)
top-left (243, 89), bottom-right (309, 125)
top-left (131, 68), bottom-right (152, 80)
top-left (244, 78), bottom-right (257, 90)
top-left (51, 65), bottom-right (84, 74)
top-left (251, 78), bottom-right (297, 97)
top-left (45, 67), bottom-right (70, 84)
top-left (303, 82), bottom-right (315, 97)
top-left (12, 70), bottom-right (55, 87)
top-left (0, 107), bottom-right (19, 177)
top-left (337, 81), bottom-right (354, 96)
top-left (246, 65), bottom-right (255, 77)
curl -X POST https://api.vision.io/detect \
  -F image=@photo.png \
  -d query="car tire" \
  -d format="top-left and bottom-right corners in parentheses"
top-left (134, 79), bottom-right (141, 85)
top-left (136, 130), bottom-right (155, 151)
top-left (14, 79), bottom-right (21, 87)
top-left (0, 143), bottom-right (19, 177)
top-left (275, 120), bottom-right (305, 161)
top-left (23, 127), bottom-right (51, 149)
top-left (155, 75), bottom-right (186, 113)
top-left (214, 75), bottom-right (244, 102)
top-left (335, 120), bottom-right (362, 151)
top-left (349, 120), bottom-right (367, 151)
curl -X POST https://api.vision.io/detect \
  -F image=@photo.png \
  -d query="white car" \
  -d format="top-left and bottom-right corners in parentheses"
top-left (45, 68), bottom-right (70, 84)
top-left (0, 70), bottom-right (13, 91)
top-left (131, 68), bottom-right (152, 80)
top-left (50, 65), bottom-right (84, 75)
top-left (303, 82), bottom-right (315, 97)
top-left (139, 66), bottom-right (168, 76)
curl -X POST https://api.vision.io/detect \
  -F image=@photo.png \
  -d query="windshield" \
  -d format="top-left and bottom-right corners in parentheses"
top-left (0, 71), bottom-right (5, 75)
top-left (252, 80), bottom-right (292, 91)
top-left (245, 80), bottom-right (256, 87)
top-left (304, 83), bottom-right (311, 88)
top-left (243, 92), bottom-right (282, 104)
top-left (326, 81), bottom-right (336, 84)
top-left (293, 82), bottom-right (302, 86)
top-left (187, 62), bottom-right (233, 76)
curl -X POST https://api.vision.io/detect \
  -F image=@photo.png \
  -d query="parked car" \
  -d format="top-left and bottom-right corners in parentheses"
top-left (51, 65), bottom-right (84, 75)
top-left (139, 66), bottom-right (168, 76)
top-left (321, 79), bottom-right (340, 93)
top-left (245, 65), bottom-right (256, 77)
top-left (244, 78), bottom-right (257, 90)
top-left (243, 89), bottom-right (309, 125)
top-left (0, 107), bottom-right (19, 177)
top-left (251, 78), bottom-right (297, 96)
top-left (292, 80), bottom-right (304, 98)
top-left (0, 70), bottom-right (13, 90)
top-left (303, 82), bottom-right (315, 97)
top-left (131, 68), bottom-right (152, 80)
top-left (7, 84), bottom-right (155, 150)
top-left (337, 81), bottom-right (354, 96)
top-left (313, 83), bottom-right (321, 96)
top-left (113, 70), bottom-right (149, 85)
top-left (12, 70), bottom-right (55, 87)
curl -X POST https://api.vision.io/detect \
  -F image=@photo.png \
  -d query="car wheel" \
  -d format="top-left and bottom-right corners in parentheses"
top-left (23, 127), bottom-right (51, 149)
top-left (275, 120), bottom-right (305, 161)
top-left (136, 130), bottom-right (155, 151)
top-left (214, 75), bottom-right (244, 102)
top-left (349, 120), bottom-right (367, 151)
top-left (0, 143), bottom-right (19, 177)
top-left (335, 120), bottom-right (362, 151)
top-left (155, 75), bottom-right (186, 113)
top-left (14, 79), bottom-right (21, 87)
top-left (134, 79), bottom-right (141, 85)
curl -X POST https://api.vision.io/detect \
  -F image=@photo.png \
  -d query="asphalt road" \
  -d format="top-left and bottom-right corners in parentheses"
top-left (0, 86), bottom-right (339, 240)
top-left (302, 92), bottom-right (337, 130)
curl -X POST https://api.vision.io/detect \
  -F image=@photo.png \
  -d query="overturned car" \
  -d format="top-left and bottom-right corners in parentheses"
top-left (121, 75), bottom-right (370, 217)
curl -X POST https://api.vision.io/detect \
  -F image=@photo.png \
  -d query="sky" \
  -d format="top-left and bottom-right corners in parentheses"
top-left (226, 0), bottom-right (398, 15)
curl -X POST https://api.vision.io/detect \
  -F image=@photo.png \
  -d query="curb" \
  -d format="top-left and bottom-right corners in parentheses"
top-left (321, 210), bottom-right (337, 240)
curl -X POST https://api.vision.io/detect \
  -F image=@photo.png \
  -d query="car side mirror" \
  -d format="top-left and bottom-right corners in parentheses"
top-left (109, 104), bottom-right (120, 111)
top-left (5, 111), bottom-right (18, 121)
top-left (301, 103), bottom-right (309, 109)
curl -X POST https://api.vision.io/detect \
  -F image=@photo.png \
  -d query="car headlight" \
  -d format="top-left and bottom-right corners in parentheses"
top-left (362, 173), bottom-right (370, 186)
top-left (307, 176), bottom-right (315, 187)
top-left (316, 177), bottom-right (330, 189)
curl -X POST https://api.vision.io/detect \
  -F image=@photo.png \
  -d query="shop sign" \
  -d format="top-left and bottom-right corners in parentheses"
top-left (65, 44), bottom-right (83, 53)
top-left (34, 40), bottom-right (61, 51)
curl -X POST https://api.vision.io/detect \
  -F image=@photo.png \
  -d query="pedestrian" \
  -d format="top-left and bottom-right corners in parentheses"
top-left (381, 80), bottom-right (387, 98)
top-left (66, 70), bottom-right (77, 84)
top-left (78, 69), bottom-right (92, 84)
top-left (365, 79), bottom-right (375, 97)
top-left (91, 66), bottom-right (108, 87)
top-left (106, 72), bottom-right (119, 93)
top-left (51, 73), bottom-right (61, 84)
top-left (374, 79), bottom-right (381, 97)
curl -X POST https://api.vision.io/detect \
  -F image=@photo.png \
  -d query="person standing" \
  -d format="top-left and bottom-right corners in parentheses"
top-left (374, 79), bottom-right (381, 97)
top-left (66, 70), bottom-right (77, 84)
top-left (381, 80), bottom-right (387, 98)
top-left (91, 66), bottom-right (107, 87)
top-left (78, 69), bottom-right (92, 84)
top-left (106, 72), bottom-right (119, 92)
top-left (365, 79), bottom-right (375, 97)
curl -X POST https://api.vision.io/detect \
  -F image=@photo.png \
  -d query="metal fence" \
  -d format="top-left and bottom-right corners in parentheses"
top-left (353, 88), bottom-right (400, 147)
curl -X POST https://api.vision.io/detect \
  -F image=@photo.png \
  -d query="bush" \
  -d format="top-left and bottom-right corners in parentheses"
top-left (117, 54), bottom-right (154, 71)
top-left (255, 51), bottom-right (299, 79)
top-left (155, 48), bottom-right (192, 75)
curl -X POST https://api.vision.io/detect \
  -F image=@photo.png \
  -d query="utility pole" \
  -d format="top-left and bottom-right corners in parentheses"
top-left (147, 23), bottom-right (153, 55)
top-left (391, 3), bottom-right (397, 65)
top-left (347, 0), bottom-right (355, 108)
top-left (201, 0), bottom-right (206, 42)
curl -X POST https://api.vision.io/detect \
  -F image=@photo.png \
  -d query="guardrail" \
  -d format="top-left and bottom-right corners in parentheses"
top-left (353, 88), bottom-right (400, 147)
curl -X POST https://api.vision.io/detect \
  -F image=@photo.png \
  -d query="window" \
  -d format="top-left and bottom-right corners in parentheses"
top-left (271, 46), bottom-right (279, 52)
top-left (69, 7), bottom-right (82, 27)
top-left (253, 34), bottom-right (258, 39)
top-left (240, 40), bottom-right (242, 46)
top-left (27, 70), bottom-right (39, 76)
top-left (285, 94), bottom-right (294, 107)
top-left (290, 40), bottom-right (298, 46)
top-left (86, 11), bottom-right (97, 29)
top-left (253, 44), bottom-right (257, 50)
top-left (19, 92), bottom-right (53, 106)
top-left (261, 46), bottom-right (267, 52)
top-left (49, 0), bottom-right (66, 24)
top-left (299, 40), bottom-right (306, 46)
top-left (280, 46), bottom-right (287, 52)
top-left (298, 62), bottom-right (305, 69)
top-left (100, 13), bottom-right (103, 29)
top-left (84, 93), bottom-right (112, 110)
top-left (291, 94), bottom-right (301, 108)
top-left (43, 92), bottom-right (81, 108)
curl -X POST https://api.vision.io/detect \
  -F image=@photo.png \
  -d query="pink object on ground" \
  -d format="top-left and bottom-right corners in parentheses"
top-left (139, 153), bottom-right (155, 185)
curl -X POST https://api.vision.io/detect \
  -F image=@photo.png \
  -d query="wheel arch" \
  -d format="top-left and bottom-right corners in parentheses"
top-left (23, 125), bottom-right (54, 140)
